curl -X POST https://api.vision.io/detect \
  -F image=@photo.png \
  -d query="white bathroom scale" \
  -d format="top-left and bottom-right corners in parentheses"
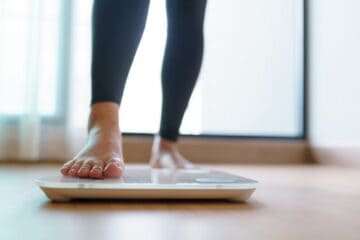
top-left (36, 166), bottom-right (258, 202)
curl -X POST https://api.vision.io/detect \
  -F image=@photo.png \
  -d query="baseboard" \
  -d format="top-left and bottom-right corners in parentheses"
top-left (310, 146), bottom-right (360, 167)
top-left (1, 136), bottom-right (310, 164)
top-left (123, 136), bottom-right (310, 164)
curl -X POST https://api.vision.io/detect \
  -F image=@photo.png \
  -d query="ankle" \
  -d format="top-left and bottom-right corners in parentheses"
top-left (88, 102), bottom-right (120, 133)
top-left (159, 138), bottom-right (177, 151)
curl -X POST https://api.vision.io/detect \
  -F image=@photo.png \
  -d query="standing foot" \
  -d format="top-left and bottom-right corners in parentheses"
top-left (60, 102), bottom-right (124, 179)
top-left (149, 135), bottom-right (195, 169)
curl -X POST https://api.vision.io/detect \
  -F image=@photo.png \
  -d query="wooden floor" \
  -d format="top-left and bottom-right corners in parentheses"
top-left (1, 164), bottom-right (359, 240)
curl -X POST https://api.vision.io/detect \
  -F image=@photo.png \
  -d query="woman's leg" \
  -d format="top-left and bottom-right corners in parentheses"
top-left (61, 0), bottom-right (150, 178)
top-left (151, 0), bottom-right (207, 168)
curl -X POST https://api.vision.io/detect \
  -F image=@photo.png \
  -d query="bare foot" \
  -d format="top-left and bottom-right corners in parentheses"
top-left (149, 135), bottom-right (195, 169)
top-left (60, 102), bottom-right (124, 179)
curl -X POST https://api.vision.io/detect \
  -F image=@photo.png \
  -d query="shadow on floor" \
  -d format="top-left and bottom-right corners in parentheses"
top-left (39, 197), bottom-right (265, 212)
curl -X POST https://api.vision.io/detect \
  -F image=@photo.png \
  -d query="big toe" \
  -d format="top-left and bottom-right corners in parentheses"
top-left (103, 161), bottom-right (124, 178)
top-left (60, 166), bottom-right (70, 176)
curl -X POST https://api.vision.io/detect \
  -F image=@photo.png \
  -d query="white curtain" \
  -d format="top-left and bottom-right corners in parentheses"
top-left (0, 0), bottom-right (88, 161)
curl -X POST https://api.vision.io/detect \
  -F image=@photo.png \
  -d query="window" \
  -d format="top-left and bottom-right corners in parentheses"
top-left (70, 0), bottom-right (304, 138)
top-left (0, 0), bottom-right (304, 138)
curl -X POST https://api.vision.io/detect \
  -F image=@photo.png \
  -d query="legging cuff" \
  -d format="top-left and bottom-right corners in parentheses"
top-left (159, 130), bottom-right (179, 142)
top-left (90, 98), bottom-right (120, 107)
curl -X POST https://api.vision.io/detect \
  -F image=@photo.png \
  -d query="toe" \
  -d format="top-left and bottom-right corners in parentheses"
top-left (68, 161), bottom-right (83, 177)
top-left (151, 152), bottom-right (177, 169)
top-left (104, 159), bottom-right (124, 178)
top-left (175, 158), bottom-right (194, 169)
top-left (173, 151), bottom-right (194, 169)
top-left (60, 160), bottom-right (75, 176)
top-left (181, 161), bottom-right (195, 169)
top-left (77, 160), bottom-right (93, 178)
top-left (89, 163), bottom-right (103, 179)
top-left (60, 166), bottom-right (70, 176)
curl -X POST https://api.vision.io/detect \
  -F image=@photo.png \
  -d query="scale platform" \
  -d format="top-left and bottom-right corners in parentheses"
top-left (36, 166), bottom-right (258, 202)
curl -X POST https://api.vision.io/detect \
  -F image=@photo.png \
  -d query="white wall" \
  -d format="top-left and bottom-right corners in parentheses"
top-left (309, 0), bottom-right (360, 163)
